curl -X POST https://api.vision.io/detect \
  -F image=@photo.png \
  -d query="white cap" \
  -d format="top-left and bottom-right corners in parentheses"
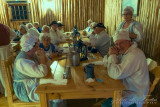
top-left (20, 33), bottom-right (37, 52)
top-left (113, 30), bottom-right (131, 42)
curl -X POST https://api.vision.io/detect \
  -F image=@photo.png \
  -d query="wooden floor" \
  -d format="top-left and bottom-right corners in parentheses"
top-left (0, 94), bottom-right (160, 107)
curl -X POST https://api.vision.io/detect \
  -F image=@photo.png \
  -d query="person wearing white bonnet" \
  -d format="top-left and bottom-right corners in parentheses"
top-left (42, 25), bottom-right (50, 33)
top-left (13, 33), bottom-right (49, 103)
top-left (102, 30), bottom-right (149, 107)
top-left (115, 6), bottom-right (144, 45)
top-left (39, 33), bottom-right (61, 59)
top-left (33, 22), bottom-right (42, 33)
top-left (87, 22), bottom-right (97, 37)
top-left (27, 27), bottom-right (40, 38)
top-left (26, 23), bottom-right (33, 29)
top-left (19, 24), bottom-right (28, 36)
top-left (82, 19), bottom-right (93, 36)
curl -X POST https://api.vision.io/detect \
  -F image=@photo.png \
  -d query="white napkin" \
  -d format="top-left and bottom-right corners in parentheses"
top-left (63, 43), bottom-right (69, 48)
top-left (85, 78), bottom-right (95, 83)
top-left (39, 79), bottom-right (68, 85)
top-left (50, 61), bottom-right (65, 80)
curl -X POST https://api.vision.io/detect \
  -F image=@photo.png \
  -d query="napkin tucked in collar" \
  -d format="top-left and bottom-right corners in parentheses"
top-left (39, 79), bottom-right (68, 85)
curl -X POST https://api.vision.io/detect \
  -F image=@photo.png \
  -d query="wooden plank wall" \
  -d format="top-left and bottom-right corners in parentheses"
top-left (29, 0), bottom-right (105, 32)
top-left (104, 0), bottom-right (160, 62)
top-left (0, 0), bottom-right (105, 31)
top-left (0, 0), bottom-right (9, 25)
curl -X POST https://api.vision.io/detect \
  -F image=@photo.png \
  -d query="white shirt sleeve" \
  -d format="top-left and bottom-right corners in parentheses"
top-left (89, 34), bottom-right (97, 47)
top-left (107, 53), bottom-right (138, 79)
top-left (133, 23), bottom-right (143, 42)
top-left (16, 58), bottom-right (48, 78)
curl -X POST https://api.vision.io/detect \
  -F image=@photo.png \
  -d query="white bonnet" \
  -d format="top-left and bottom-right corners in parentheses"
top-left (39, 33), bottom-right (51, 42)
top-left (33, 22), bottom-right (39, 25)
top-left (27, 28), bottom-right (40, 38)
top-left (113, 30), bottom-right (131, 42)
top-left (20, 33), bottom-right (37, 52)
top-left (87, 19), bottom-right (92, 23)
top-left (42, 25), bottom-right (50, 31)
top-left (124, 6), bottom-right (134, 15)
top-left (91, 22), bottom-right (97, 27)
top-left (26, 23), bottom-right (33, 29)
top-left (19, 24), bottom-right (28, 31)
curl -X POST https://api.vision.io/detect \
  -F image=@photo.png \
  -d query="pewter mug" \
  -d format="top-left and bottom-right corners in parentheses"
top-left (72, 51), bottom-right (80, 66)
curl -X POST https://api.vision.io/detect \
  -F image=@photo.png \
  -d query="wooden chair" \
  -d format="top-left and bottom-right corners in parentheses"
top-left (143, 59), bottom-right (160, 107)
top-left (1, 55), bottom-right (40, 107)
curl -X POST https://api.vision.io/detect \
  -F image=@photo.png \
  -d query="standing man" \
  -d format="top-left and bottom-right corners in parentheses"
top-left (103, 30), bottom-right (149, 107)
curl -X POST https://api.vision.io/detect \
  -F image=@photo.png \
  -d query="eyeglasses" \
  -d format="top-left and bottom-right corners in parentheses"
top-left (115, 40), bottom-right (128, 47)
top-left (122, 13), bottom-right (131, 16)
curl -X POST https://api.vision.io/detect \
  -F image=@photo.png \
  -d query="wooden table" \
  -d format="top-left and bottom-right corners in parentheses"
top-left (35, 53), bottom-right (125, 107)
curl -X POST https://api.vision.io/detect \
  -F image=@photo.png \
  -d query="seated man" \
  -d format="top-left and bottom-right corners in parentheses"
top-left (49, 21), bottom-right (65, 45)
top-left (89, 23), bottom-right (110, 57)
top-left (39, 33), bottom-right (62, 59)
top-left (57, 22), bottom-right (64, 34)
top-left (103, 30), bottom-right (149, 107)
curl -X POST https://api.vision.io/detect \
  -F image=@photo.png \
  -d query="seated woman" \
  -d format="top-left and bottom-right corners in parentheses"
top-left (82, 19), bottom-right (92, 36)
top-left (13, 34), bottom-right (66, 107)
top-left (19, 24), bottom-right (28, 36)
top-left (42, 25), bottom-right (50, 33)
top-left (13, 34), bottom-right (48, 102)
top-left (39, 33), bottom-right (61, 59)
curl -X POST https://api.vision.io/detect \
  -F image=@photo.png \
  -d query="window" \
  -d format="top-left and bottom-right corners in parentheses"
top-left (8, 3), bottom-right (30, 21)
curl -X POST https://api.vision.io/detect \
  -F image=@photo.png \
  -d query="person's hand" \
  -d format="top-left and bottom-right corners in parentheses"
top-left (108, 46), bottom-right (119, 55)
top-left (129, 33), bottom-right (137, 39)
top-left (37, 48), bottom-right (46, 64)
top-left (49, 52), bottom-right (59, 58)
top-left (37, 48), bottom-right (45, 57)
top-left (82, 31), bottom-right (87, 35)
top-left (91, 31), bottom-right (95, 35)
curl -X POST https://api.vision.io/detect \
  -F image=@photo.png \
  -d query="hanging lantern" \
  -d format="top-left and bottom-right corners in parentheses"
top-left (71, 26), bottom-right (80, 44)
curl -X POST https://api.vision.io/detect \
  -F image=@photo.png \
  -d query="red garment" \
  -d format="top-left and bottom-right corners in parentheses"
top-left (0, 24), bottom-right (10, 46)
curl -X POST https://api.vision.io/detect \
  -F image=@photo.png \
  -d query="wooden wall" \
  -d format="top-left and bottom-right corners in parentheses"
top-left (104, 0), bottom-right (160, 62)
top-left (0, 0), bottom-right (105, 31)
